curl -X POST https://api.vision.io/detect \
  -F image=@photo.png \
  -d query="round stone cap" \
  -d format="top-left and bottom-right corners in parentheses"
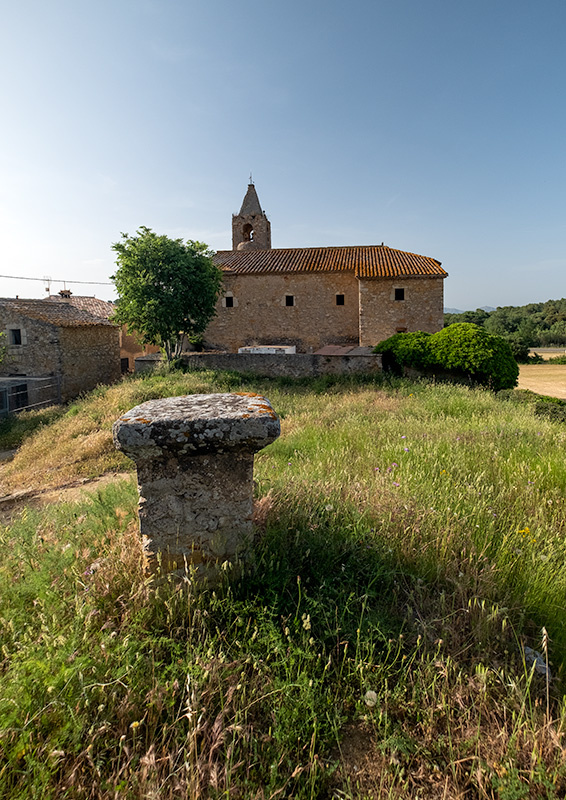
top-left (113, 393), bottom-right (280, 461)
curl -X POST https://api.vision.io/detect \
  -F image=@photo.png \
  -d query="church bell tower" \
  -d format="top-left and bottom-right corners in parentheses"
top-left (232, 180), bottom-right (271, 251)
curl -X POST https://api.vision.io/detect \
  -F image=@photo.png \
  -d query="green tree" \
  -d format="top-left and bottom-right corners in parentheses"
top-left (111, 227), bottom-right (222, 361)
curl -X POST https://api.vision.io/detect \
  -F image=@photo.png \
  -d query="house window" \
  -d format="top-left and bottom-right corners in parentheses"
top-left (336, 294), bottom-right (345, 306)
top-left (225, 295), bottom-right (234, 308)
top-left (9, 329), bottom-right (22, 345)
top-left (394, 288), bottom-right (405, 301)
top-left (285, 295), bottom-right (295, 307)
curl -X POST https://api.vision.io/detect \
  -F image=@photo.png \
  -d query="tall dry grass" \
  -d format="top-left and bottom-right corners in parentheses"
top-left (0, 371), bottom-right (565, 797)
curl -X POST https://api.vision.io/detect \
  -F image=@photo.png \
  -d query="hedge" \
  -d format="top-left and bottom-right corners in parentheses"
top-left (374, 323), bottom-right (519, 391)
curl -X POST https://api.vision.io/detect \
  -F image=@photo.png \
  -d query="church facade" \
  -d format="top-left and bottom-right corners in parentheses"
top-left (205, 184), bottom-right (448, 353)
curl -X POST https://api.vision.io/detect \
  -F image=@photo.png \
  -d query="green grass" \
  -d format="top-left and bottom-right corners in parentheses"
top-left (0, 370), bottom-right (565, 797)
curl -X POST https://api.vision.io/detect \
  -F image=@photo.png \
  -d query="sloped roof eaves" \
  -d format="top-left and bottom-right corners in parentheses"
top-left (0, 299), bottom-right (116, 327)
top-left (45, 295), bottom-right (115, 319)
top-left (213, 246), bottom-right (447, 279)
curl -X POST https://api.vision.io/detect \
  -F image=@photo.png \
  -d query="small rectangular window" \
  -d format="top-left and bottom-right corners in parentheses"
top-left (394, 288), bottom-right (405, 301)
top-left (9, 329), bottom-right (22, 345)
top-left (225, 296), bottom-right (234, 308)
top-left (285, 295), bottom-right (295, 307)
top-left (336, 294), bottom-right (345, 306)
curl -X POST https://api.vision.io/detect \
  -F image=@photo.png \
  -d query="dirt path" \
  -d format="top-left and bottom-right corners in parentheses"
top-left (0, 471), bottom-right (134, 523)
top-left (518, 364), bottom-right (566, 399)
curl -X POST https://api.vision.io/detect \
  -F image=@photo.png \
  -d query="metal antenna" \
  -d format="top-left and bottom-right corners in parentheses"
top-left (249, 172), bottom-right (254, 185)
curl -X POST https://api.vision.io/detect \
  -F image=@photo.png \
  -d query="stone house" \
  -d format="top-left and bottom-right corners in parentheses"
top-left (205, 184), bottom-right (448, 353)
top-left (45, 290), bottom-right (160, 372)
top-left (0, 297), bottom-right (121, 411)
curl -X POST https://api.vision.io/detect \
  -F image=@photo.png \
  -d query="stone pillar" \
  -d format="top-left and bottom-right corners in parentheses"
top-left (113, 393), bottom-right (280, 581)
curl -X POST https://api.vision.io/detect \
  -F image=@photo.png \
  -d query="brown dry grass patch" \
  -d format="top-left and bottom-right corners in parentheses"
top-left (518, 364), bottom-right (566, 399)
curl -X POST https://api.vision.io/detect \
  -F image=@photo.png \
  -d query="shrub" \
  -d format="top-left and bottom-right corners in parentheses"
top-left (374, 331), bottom-right (431, 374)
top-left (375, 323), bottom-right (519, 391)
top-left (497, 387), bottom-right (566, 424)
top-left (535, 399), bottom-right (566, 423)
top-left (428, 323), bottom-right (519, 391)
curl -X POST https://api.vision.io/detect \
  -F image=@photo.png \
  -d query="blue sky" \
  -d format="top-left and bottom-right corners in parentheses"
top-left (0, 0), bottom-right (564, 309)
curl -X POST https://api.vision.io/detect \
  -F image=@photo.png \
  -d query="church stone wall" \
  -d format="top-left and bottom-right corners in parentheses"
top-left (358, 277), bottom-right (445, 346)
top-left (205, 272), bottom-right (359, 353)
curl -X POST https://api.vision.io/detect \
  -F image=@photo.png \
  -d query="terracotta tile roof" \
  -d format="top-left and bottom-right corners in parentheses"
top-left (0, 298), bottom-right (116, 327)
top-left (45, 295), bottom-right (115, 319)
top-left (213, 245), bottom-right (446, 279)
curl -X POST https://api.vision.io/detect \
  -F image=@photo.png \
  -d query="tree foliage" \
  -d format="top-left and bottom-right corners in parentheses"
top-left (375, 323), bottom-right (519, 391)
top-left (111, 227), bottom-right (222, 360)
top-left (445, 298), bottom-right (566, 353)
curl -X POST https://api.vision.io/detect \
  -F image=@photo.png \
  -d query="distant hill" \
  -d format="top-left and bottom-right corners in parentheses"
top-left (444, 306), bottom-right (495, 314)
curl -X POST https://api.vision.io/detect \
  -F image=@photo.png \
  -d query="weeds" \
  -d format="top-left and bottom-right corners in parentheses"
top-left (0, 374), bottom-right (565, 797)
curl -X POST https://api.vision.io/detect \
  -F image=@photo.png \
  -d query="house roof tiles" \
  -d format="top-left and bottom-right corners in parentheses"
top-left (0, 298), bottom-right (115, 327)
top-left (45, 295), bottom-right (115, 319)
top-left (213, 245), bottom-right (446, 279)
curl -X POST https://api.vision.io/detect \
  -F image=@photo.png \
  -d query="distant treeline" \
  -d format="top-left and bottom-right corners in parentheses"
top-left (444, 298), bottom-right (566, 359)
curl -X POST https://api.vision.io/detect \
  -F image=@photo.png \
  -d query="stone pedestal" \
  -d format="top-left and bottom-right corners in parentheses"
top-left (113, 393), bottom-right (280, 581)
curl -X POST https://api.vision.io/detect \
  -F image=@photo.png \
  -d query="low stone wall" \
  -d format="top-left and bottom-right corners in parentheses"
top-left (135, 352), bottom-right (383, 378)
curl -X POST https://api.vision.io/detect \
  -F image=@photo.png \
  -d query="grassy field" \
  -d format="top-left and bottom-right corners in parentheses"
top-left (0, 369), bottom-right (565, 798)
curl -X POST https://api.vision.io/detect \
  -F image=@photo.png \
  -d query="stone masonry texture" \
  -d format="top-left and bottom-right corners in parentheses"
top-left (358, 277), bottom-right (445, 346)
top-left (0, 308), bottom-right (121, 403)
top-left (205, 273), bottom-right (444, 353)
top-left (205, 271), bottom-right (360, 352)
top-left (113, 393), bottom-right (280, 581)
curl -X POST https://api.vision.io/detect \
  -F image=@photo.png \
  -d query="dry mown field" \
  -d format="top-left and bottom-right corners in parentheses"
top-left (529, 347), bottom-right (566, 360)
top-left (518, 363), bottom-right (566, 399)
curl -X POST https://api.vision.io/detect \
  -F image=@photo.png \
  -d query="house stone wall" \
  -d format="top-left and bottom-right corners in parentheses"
top-left (59, 326), bottom-right (121, 401)
top-left (205, 271), bottom-right (359, 353)
top-left (358, 277), bottom-right (445, 346)
top-left (1, 315), bottom-right (61, 378)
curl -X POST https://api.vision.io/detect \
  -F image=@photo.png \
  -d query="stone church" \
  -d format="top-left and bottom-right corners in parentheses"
top-left (205, 183), bottom-right (448, 353)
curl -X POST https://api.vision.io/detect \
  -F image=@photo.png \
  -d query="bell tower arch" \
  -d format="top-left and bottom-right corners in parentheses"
top-left (232, 180), bottom-right (271, 251)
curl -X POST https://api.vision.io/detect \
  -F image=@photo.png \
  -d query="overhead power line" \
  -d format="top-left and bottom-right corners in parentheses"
top-left (0, 274), bottom-right (113, 286)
